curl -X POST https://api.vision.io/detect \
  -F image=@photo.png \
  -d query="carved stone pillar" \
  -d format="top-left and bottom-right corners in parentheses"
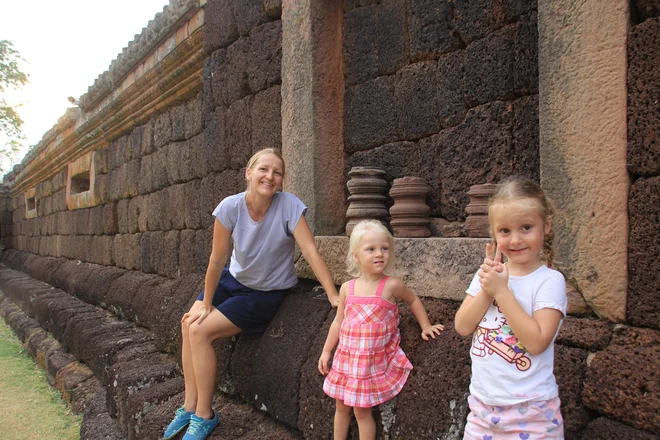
top-left (345, 167), bottom-right (388, 236)
top-left (465, 183), bottom-right (499, 238)
top-left (389, 177), bottom-right (431, 238)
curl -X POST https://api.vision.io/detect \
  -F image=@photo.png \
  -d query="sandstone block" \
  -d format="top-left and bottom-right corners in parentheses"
top-left (153, 112), bottom-right (172, 150)
top-left (126, 378), bottom-right (185, 440)
top-left (203, 0), bottom-right (239, 54)
top-left (393, 300), bottom-right (471, 438)
top-left (628, 18), bottom-right (660, 177)
top-left (183, 180), bottom-right (202, 230)
top-left (344, 76), bottom-right (398, 152)
top-left (248, 21), bottom-right (281, 94)
top-left (582, 326), bottom-right (660, 433)
top-left (251, 86), bottom-right (281, 151)
top-left (297, 236), bottom-right (487, 301)
top-left (138, 154), bottom-right (153, 195)
top-left (106, 271), bottom-right (155, 320)
top-left (151, 147), bottom-right (170, 192)
top-left (343, 5), bottom-right (379, 86)
top-left (227, 96), bottom-right (253, 169)
top-left (408, 0), bottom-right (462, 61)
top-left (117, 199), bottom-right (129, 234)
top-left (170, 103), bottom-right (186, 142)
top-left (164, 184), bottom-right (186, 231)
top-left (113, 234), bottom-right (142, 271)
top-left (146, 191), bottom-right (166, 232)
top-left (185, 93), bottom-right (204, 139)
top-left (464, 24), bottom-right (516, 107)
top-left (395, 61), bottom-right (441, 140)
top-left (90, 235), bottom-right (114, 265)
top-left (628, 176), bottom-right (660, 329)
top-left (165, 142), bottom-right (183, 185)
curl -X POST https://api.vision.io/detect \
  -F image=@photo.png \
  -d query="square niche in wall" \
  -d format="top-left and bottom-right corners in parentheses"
top-left (66, 151), bottom-right (97, 210)
top-left (25, 187), bottom-right (37, 219)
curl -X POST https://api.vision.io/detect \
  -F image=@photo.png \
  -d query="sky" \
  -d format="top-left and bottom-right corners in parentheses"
top-left (1, 0), bottom-right (171, 172)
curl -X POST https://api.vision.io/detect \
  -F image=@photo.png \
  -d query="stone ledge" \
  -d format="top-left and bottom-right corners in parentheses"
top-left (296, 236), bottom-right (591, 315)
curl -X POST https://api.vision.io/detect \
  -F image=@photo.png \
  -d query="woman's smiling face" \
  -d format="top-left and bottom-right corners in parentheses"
top-left (246, 153), bottom-right (284, 196)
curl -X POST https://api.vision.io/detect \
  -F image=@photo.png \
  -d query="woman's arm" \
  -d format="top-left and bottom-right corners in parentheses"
top-left (293, 216), bottom-right (340, 307)
top-left (318, 283), bottom-right (347, 375)
top-left (392, 279), bottom-right (444, 340)
top-left (185, 219), bottom-right (231, 325)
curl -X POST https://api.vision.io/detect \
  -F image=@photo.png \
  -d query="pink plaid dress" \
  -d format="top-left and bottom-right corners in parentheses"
top-left (323, 276), bottom-right (413, 408)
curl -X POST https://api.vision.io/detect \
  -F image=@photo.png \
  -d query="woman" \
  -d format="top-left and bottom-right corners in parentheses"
top-left (164, 148), bottom-right (339, 440)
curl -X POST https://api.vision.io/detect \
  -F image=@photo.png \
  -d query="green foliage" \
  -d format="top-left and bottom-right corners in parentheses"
top-left (0, 40), bottom-right (29, 172)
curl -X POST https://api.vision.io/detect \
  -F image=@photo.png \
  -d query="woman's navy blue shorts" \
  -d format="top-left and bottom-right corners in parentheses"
top-left (196, 268), bottom-right (290, 333)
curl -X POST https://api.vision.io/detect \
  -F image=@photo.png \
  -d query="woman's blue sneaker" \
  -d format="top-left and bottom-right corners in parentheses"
top-left (182, 412), bottom-right (219, 440)
top-left (163, 407), bottom-right (195, 439)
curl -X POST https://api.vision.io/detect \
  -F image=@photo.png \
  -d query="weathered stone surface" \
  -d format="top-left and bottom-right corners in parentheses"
top-left (394, 300), bottom-right (471, 439)
top-left (113, 234), bottom-right (142, 271)
top-left (464, 24), bottom-right (515, 107)
top-left (204, 0), bottom-right (239, 54)
top-left (628, 177), bottom-right (660, 329)
top-left (158, 274), bottom-right (204, 353)
top-left (635, 0), bottom-right (660, 22)
top-left (628, 18), bottom-right (660, 177)
top-left (344, 76), bottom-right (398, 152)
top-left (231, 282), bottom-right (329, 427)
top-left (248, 21), bottom-right (281, 94)
top-left (512, 94), bottom-right (541, 181)
top-left (297, 236), bottom-right (487, 301)
top-left (582, 326), bottom-right (659, 433)
top-left (515, 11), bottom-right (539, 96)
top-left (226, 37), bottom-right (252, 105)
top-left (55, 361), bottom-right (95, 406)
top-left (539, 0), bottom-right (629, 322)
top-left (127, 377), bottom-right (185, 440)
top-left (420, 101), bottom-right (515, 220)
top-left (297, 302), bottom-right (336, 438)
top-left (199, 170), bottom-right (242, 228)
top-left (453, 0), bottom-right (506, 44)
top-left (555, 344), bottom-right (591, 438)
top-left (47, 349), bottom-right (77, 385)
top-left (80, 265), bottom-right (126, 307)
top-left (343, 5), bottom-right (378, 86)
top-left (151, 146), bottom-right (170, 192)
top-left (347, 142), bottom-right (421, 191)
top-left (178, 229), bottom-right (208, 275)
top-left (106, 271), bottom-right (155, 320)
top-left (556, 317), bottom-right (612, 351)
top-left (251, 86), bottom-right (281, 151)
top-left (378, 0), bottom-right (409, 76)
top-left (153, 112), bottom-right (172, 150)
top-left (146, 191), bottom-right (166, 232)
top-left (232, 0), bottom-right (270, 37)
top-left (89, 236), bottom-right (114, 266)
top-left (180, 134), bottom-right (209, 182)
top-left (203, 106), bottom-right (229, 174)
top-left (227, 96), bottom-right (253, 169)
top-left (580, 417), bottom-right (660, 440)
top-left (436, 50), bottom-right (466, 129)
top-left (408, 0), bottom-right (463, 61)
top-left (395, 61), bottom-right (441, 140)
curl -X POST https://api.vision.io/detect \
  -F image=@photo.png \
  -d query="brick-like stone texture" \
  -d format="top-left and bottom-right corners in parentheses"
top-left (408, 0), bottom-right (463, 61)
top-left (248, 21), bottom-right (281, 94)
top-left (393, 300), bottom-right (471, 439)
top-left (580, 417), bottom-right (659, 440)
top-left (251, 86), bottom-right (281, 151)
top-left (343, 5), bottom-right (379, 86)
top-left (204, 0), bottom-right (239, 54)
top-left (628, 176), bottom-right (660, 329)
top-left (555, 344), bottom-right (591, 438)
top-left (635, 0), bottom-right (660, 21)
top-left (582, 326), bottom-right (659, 433)
top-left (395, 61), bottom-right (441, 140)
top-left (628, 17), bottom-right (660, 177)
top-left (555, 317), bottom-right (612, 351)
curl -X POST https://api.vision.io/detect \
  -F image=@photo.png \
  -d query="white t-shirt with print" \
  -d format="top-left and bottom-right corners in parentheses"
top-left (466, 264), bottom-right (567, 405)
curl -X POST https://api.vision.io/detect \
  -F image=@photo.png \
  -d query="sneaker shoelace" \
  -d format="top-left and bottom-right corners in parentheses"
top-left (187, 417), bottom-right (205, 435)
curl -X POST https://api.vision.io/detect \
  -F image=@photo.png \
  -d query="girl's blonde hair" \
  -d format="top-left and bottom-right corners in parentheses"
top-left (488, 177), bottom-right (556, 267)
top-left (346, 220), bottom-right (395, 277)
top-left (245, 148), bottom-right (285, 190)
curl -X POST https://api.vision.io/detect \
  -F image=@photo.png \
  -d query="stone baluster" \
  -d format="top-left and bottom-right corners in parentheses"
top-left (345, 167), bottom-right (389, 236)
top-left (465, 183), bottom-right (499, 238)
top-left (389, 177), bottom-right (431, 238)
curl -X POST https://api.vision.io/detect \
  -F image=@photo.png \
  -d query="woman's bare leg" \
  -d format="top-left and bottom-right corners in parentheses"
top-left (181, 301), bottom-right (205, 412)
top-left (354, 406), bottom-right (376, 440)
top-left (334, 400), bottom-right (351, 440)
top-left (187, 308), bottom-right (241, 419)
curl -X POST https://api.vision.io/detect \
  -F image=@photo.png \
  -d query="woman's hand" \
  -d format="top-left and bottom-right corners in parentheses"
top-left (182, 304), bottom-right (213, 325)
top-left (328, 294), bottom-right (340, 308)
top-left (421, 323), bottom-right (445, 340)
top-left (318, 351), bottom-right (332, 375)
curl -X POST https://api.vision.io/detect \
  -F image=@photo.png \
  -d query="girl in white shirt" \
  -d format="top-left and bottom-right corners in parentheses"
top-left (455, 177), bottom-right (567, 440)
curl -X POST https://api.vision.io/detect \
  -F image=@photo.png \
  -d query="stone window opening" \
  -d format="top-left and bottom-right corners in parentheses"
top-left (70, 170), bottom-right (91, 195)
top-left (25, 188), bottom-right (37, 219)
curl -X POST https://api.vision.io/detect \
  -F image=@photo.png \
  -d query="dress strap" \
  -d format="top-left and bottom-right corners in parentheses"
top-left (349, 279), bottom-right (355, 296)
top-left (375, 276), bottom-right (389, 297)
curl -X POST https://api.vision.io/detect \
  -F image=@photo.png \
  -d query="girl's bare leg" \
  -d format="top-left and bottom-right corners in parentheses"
top-left (187, 308), bottom-right (241, 419)
top-left (354, 406), bottom-right (376, 440)
top-left (334, 400), bottom-right (351, 440)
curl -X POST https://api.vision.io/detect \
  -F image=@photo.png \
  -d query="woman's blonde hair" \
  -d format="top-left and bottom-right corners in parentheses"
top-left (245, 148), bottom-right (285, 190)
top-left (346, 220), bottom-right (395, 277)
top-left (488, 177), bottom-right (556, 267)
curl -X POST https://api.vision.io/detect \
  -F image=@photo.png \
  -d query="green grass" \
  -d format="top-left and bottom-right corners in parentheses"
top-left (0, 319), bottom-right (81, 440)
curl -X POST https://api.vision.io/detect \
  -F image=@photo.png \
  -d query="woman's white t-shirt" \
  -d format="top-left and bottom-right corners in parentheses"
top-left (213, 191), bottom-right (306, 291)
top-left (465, 265), bottom-right (567, 405)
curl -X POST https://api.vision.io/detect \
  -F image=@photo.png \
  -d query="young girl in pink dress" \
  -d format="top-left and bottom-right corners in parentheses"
top-left (318, 220), bottom-right (444, 439)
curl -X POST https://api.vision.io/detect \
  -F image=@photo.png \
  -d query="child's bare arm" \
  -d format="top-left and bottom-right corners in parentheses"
top-left (454, 293), bottom-right (492, 336)
top-left (393, 279), bottom-right (444, 340)
top-left (318, 283), bottom-right (348, 375)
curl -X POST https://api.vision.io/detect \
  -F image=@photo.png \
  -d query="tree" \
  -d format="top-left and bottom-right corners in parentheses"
top-left (0, 40), bottom-right (29, 173)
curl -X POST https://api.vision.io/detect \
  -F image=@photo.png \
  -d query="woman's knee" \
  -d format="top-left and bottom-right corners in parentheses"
top-left (187, 321), bottom-right (213, 344)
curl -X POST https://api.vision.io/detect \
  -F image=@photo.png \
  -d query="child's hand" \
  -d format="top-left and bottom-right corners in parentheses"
top-left (318, 351), bottom-right (332, 375)
top-left (478, 244), bottom-right (509, 296)
top-left (483, 242), bottom-right (504, 273)
top-left (421, 323), bottom-right (445, 340)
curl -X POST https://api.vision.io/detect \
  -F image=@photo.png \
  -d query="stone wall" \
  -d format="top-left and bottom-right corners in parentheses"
top-left (627, 1), bottom-right (660, 330)
top-left (342, 0), bottom-right (539, 225)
